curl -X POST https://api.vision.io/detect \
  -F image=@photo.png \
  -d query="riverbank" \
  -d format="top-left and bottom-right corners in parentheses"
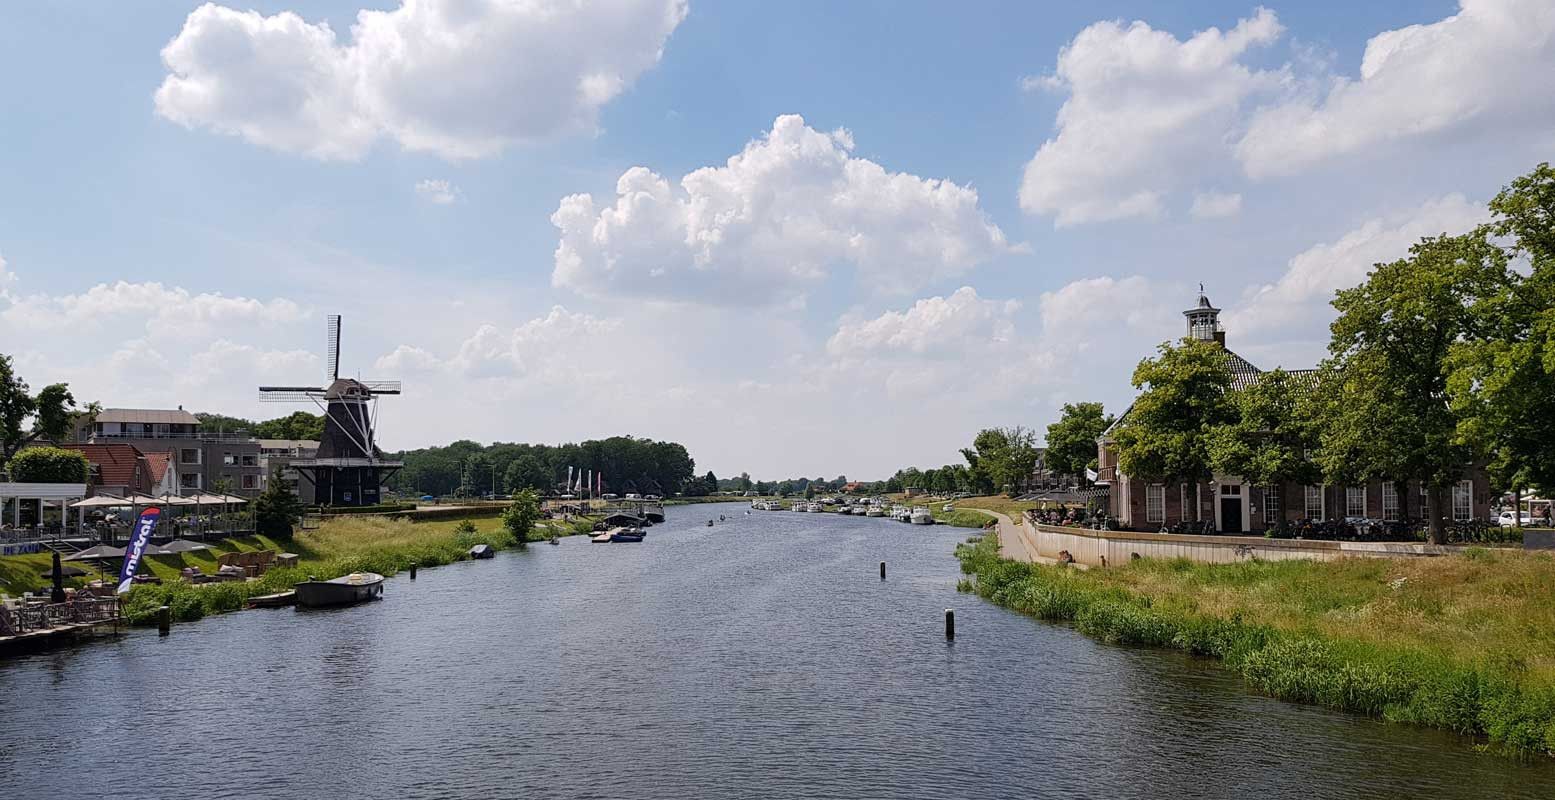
top-left (956, 534), bottom-right (1555, 758)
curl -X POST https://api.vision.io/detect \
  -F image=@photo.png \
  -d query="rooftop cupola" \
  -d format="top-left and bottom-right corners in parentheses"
top-left (1184, 285), bottom-right (1225, 347)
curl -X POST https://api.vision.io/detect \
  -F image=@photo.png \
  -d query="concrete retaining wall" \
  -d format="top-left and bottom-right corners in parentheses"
top-left (1031, 523), bottom-right (1464, 567)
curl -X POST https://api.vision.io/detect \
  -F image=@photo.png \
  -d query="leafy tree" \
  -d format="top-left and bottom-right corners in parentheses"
top-left (1045, 402), bottom-right (1114, 484)
top-left (964, 426), bottom-right (1039, 496)
top-left (502, 489), bottom-right (541, 545)
top-left (1, 355), bottom-right (93, 466)
top-left (736, 472), bottom-right (753, 492)
top-left (253, 411), bottom-right (326, 441)
top-left (503, 453), bottom-right (550, 492)
top-left (1449, 163), bottom-right (1555, 513)
top-left (703, 471), bottom-right (718, 495)
top-left (1112, 339), bottom-right (1236, 523)
top-left (6, 446), bottom-right (89, 483)
top-left (194, 412), bottom-right (257, 435)
top-left (253, 472), bottom-right (304, 537)
top-left (1320, 233), bottom-right (1509, 543)
top-left (1207, 370), bottom-right (1321, 489)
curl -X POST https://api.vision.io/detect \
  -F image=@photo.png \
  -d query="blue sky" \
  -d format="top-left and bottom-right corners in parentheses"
top-left (1, 0), bottom-right (1549, 479)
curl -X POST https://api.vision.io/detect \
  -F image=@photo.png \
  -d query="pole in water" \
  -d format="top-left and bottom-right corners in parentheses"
top-left (879, 561), bottom-right (886, 580)
top-left (944, 608), bottom-right (955, 640)
top-left (409, 562), bottom-right (418, 580)
top-left (157, 605), bottom-right (171, 636)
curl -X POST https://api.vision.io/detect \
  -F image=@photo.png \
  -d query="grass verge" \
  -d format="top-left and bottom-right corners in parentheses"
top-left (955, 535), bottom-right (1555, 758)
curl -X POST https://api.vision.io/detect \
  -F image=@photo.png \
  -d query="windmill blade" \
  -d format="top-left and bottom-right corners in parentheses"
top-left (258, 389), bottom-right (322, 402)
top-left (360, 380), bottom-right (402, 394)
top-left (327, 314), bottom-right (341, 381)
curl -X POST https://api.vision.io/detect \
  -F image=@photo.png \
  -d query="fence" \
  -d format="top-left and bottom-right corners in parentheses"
top-left (0, 595), bottom-right (120, 637)
top-left (1025, 518), bottom-right (1466, 568)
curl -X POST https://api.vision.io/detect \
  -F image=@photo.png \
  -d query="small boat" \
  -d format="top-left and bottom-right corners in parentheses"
top-left (591, 530), bottom-right (615, 543)
top-left (247, 590), bottom-right (296, 609)
top-left (548, 536), bottom-right (561, 545)
top-left (610, 527), bottom-right (647, 543)
top-left (866, 506), bottom-right (885, 517)
top-left (469, 544), bottom-right (495, 559)
top-left (294, 573), bottom-right (384, 608)
top-left (791, 503), bottom-right (806, 512)
top-left (911, 508), bottom-right (935, 525)
top-left (707, 519), bottom-right (714, 527)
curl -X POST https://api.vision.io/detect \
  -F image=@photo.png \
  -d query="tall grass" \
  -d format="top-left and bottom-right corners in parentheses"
top-left (956, 536), bottom-right (1555, 758)
top-left (119, 515), bottom-right (517, 626)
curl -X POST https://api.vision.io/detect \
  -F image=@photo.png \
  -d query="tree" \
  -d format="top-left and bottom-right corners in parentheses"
top-left (736, 472), bottom-right (753, 492)
top-left (502, 489), bottom-right (541, 545)
top-left (964, 426), bottom-right (1039, 496)
top-left (1045, 402), bottom-right (1114, 485)
top-left (1449, 164), bottom-right (1555, 515)
top-left (1, 355), bottom-right (93, 466)
top-left (195, 412), bottom-right (257, 435)
top-left (1320, 233), bottom-right (1509, 543)
top-left (1207, 370), bottom-right (1321, 490)
top-left (253, 472), bottom-right (304, 537)
top-left (6, 446), bottom-right (89, 483)
top-left (503, 453), bottom-right (549, 492)
top-left (1112, 339), bottom-right (1236, 523)
top-left (253, 411), bottom-right (326, 441)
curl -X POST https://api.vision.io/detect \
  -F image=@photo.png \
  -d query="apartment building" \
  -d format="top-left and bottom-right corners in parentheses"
top-left (75, 408), bottom-right (265, 497)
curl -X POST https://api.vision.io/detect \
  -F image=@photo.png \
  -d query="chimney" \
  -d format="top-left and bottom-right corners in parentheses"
top-left (1213, 330), bottom-right (1226, 348)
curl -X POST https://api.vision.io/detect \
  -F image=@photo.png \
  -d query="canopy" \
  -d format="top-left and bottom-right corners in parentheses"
top-left (65, 544), bottom-right (126, 561)
top-left (70, 496), bottom-right (135, 508)
top-left (40, 565), bottom-right (90, 578)
top-left (152, 494), bottom-right (200, 507)
top-left (187, 492), bottom-right (247, 505)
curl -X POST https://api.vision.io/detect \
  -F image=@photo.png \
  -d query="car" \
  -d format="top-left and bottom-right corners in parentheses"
top-left (1498, 511), bottom-right (1534, 526)
top-left (419, 494), bottom-right (435, 502)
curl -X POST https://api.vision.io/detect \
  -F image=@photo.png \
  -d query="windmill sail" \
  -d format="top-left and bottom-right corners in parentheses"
top-left (327, 314), bottom-right (342, 381)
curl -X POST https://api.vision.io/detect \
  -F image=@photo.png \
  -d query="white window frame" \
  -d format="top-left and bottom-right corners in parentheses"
top-left (1264, 486), bottom-right (1281, 525)
top-left (1146, 484), bottom-right (1165, 524)
top-left (1382, 482), bottom-right (1399, 521)
top-left (179, 472), bottom-right (201, 490)
top-left (241, 474), bottom-right (259, 490)
top-left (1305, 485), bottom-right (1325, 520)
top-left (1452, 479), bottom-right (1472, 522)
top-left (1346, 486), bottom-right (1366, 518)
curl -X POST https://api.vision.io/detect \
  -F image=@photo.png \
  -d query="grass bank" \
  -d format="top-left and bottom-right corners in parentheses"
top-left (956, 535), bottom-right (1555, 758)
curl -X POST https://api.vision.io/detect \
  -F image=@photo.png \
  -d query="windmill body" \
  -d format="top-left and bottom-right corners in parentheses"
top-left (259, 316), bottom-right (404, 506)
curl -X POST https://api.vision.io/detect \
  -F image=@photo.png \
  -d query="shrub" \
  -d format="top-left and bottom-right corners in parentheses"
top-left (7, 446), bottom-right (89, 483)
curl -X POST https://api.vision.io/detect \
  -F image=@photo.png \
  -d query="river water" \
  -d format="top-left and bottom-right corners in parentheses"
top-left (3, 503), bottom-right (1552, 799)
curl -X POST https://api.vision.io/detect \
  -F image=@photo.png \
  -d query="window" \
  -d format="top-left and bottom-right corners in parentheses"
top-left (1346, 486), bottom-right (1366, 518)
top-left (180, 448), bottom-right (200, 465)
top-left (1146, 484), bottom-right (1165, 524)
top-left (223, 453), bottom-right (236, 466)
top-left (1382, 482), bottom-right (1399, 521)
top-left (1452, 480), bottom-right (1472, 521)
top-left (241, 454), bottom-right (258, 467)
top-left (241, 474), bottom-right (259, 490)
top-left (179, 473), bottom-right (201, 490)
top-left (1305, 485), bottom-right (1324, 520)
top-left (1264, 486), bottom-right (1281, 525)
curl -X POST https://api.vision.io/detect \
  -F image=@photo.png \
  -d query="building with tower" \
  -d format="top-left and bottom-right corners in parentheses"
top-left (1093, 290), bottom-right (1490, 532)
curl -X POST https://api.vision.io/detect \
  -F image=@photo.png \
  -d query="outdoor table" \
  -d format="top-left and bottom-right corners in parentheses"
top-left (276, 553), bottom-right (300, 568)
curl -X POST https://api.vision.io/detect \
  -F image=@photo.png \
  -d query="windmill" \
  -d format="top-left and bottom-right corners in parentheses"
top-left (258, 315), bottom-right (403, 506)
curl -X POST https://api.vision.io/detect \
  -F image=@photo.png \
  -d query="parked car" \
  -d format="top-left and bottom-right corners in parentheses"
top-left (1498, 511), bottom-right (1534, 526)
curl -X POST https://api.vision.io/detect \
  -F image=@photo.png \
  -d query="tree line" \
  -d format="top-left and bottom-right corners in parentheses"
top-left (1111, 163), bottom-right (1555, 543)
top-left (383, 435), bottom-right (697, 498)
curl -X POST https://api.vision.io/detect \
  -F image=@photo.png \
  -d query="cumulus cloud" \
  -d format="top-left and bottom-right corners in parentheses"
top-left (415, 179), bottom-right (461, 205)
top-left (1237, 0), bottom-right (1555, 177)
top-left (1019, 8), bottom-right (1286, 226)
top-left (1225, 194), bottom-right (1489, 338)
top-left (0, 252), bottom-right (13, 300)
top-left (827, 287), bottom-right (1019, 359)
top-left (154, 0), bottom-right (688, 160)
top-left (379, 306), bottom-right (623, 385)
top-left (1037, 276), bottom-right (1180, 350)
top-left (552, 114), bottom-right (1018, 304)
top-left (1, 276), bottom-right (303, 335)
top-left (1190, 191), bottom-right (1243, 219)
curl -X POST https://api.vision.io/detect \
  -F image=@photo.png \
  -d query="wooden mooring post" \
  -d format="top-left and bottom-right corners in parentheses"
top-left (944, 608), bottom-right (955, 640)
top-left (157, 605), bottom-right (171, 636)
top-left (879, 561), bottom-right (886, 580)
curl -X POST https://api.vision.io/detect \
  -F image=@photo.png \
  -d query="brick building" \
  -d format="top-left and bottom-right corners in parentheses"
top-left (1094, 292), bottom-right (1491, 532)
top-left (73, 408), bottom-right (264, 497)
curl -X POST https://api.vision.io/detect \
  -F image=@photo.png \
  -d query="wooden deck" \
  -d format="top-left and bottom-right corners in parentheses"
top-left (0, 596), bottom-right (122, 656)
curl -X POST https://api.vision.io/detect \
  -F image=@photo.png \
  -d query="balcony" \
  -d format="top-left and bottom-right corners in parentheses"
top-left (1095, 466), bottom-right (1118, 485)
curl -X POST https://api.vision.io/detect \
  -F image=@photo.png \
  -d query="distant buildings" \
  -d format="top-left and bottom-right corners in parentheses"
top-left (73, 408), bottom-right (264, 498)
top-left (257, 439), bottom-right (320, 505)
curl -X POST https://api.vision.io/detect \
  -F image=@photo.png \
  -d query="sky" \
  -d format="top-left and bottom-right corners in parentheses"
top-left (1, 0), bottom-right (1552, 480)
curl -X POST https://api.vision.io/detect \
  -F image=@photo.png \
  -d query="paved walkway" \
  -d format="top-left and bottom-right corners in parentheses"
top-left (968, 506), bottom-right (1080, 568)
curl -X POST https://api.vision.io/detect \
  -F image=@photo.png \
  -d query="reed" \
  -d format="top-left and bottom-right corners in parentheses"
top-left (956, 535), bottom-right (1555, 758)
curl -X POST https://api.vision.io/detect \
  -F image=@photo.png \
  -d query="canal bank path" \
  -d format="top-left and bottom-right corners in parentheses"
top-left (970, 508), bottom-right (1037, 564)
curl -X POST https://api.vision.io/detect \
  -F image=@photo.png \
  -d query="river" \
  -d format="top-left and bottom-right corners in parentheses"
top-left (3, 503), bottom-right (1552, 799)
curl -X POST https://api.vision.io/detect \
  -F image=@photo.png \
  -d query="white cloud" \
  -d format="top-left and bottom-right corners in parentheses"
top-left (1, 276), bottom-right (303, 337)
top-left (1190, 191), bottom-right (1243, 219)
top-left (0, 253), bottom-right (13, 300)
top-left (374, 344), bottom-right (440, 374)
top-left (154, 0), bottom-right (688, 160)
top-left (1036, 276), bottom-right (1179, 350)
top-left (1019, 8), bottom-right (1286, 226)
top-left (552, 114), bottom-right (1018, 304)
top-left (415, 179), bottom-right (461, 205)
top-left (1237, 0), bottom-right (1555, 178)
top-left (827, 287), bottom-right (1019, 359)
top-left (382, 306), bottom-right (624, 385)
top-left (1225, 193), bottom-right (1489, 339)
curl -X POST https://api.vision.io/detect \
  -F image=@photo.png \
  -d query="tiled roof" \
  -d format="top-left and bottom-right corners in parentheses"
top-left (95, 408), bottom-right (201, 425)
top-left (1102, 348), bottom-right (1317, 435)
top-left (59, 444), bottom-right (148, 491)
top-left (143, 451), bottom-right (172, 485)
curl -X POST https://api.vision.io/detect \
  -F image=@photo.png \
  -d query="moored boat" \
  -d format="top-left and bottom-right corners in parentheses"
top-left (610, 527), bottom-right (647, 543)
top-left (247, 590), bottom-right (296, 609)
top-left (591, 530), bottom-right (615, 543)
top-left (910, 507), bottom-right (934, 525)
top-left (469, 544), bottom-right (495, 559)
top-left (294, 572), bottom-right (384, 608)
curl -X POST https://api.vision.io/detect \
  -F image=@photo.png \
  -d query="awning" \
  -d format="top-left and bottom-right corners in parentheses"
top-left (65, 544), bottom-right (126, 561)
top-left (70, 496), bottom-right (135, 508)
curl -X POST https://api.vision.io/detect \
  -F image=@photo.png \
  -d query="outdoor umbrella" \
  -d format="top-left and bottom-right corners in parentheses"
top-left (69, 496), bottom-right (134, 508)
top-left (64, 544), bottom-right (126, 562)
top-left (158, 539), bottom-right (210, 553)
top-left (40, 564), bottom-right (90, 578)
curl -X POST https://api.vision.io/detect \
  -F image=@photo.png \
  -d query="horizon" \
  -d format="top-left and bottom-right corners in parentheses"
top-left (3, 0), bottom-right (1549, 479)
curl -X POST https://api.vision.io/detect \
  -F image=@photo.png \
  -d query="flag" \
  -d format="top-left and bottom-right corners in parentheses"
top-left (117, 507), bottom-right (162, 594)
top-left (567, 466), bottom-right (573, 493)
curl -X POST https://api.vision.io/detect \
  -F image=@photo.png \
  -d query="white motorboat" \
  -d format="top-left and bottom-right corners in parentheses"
top-left (865, 505), bottom-right (885, 518)
top-left (910, 507), bottom-right (934, 525)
